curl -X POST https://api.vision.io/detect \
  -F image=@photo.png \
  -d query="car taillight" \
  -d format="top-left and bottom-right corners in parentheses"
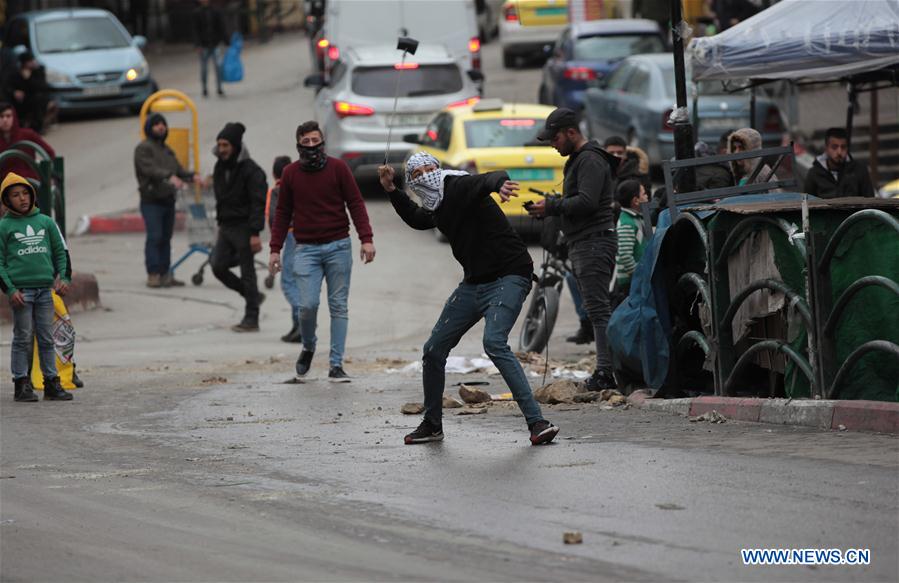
top-left (563, 67), bottom-right (596, 81)
top-left (317, 38), bottom-right (329, 52)
top-left (448, 96), bottom-right (480, 108)
top-left (334, 101), bottom-right (374, 118)
top-left (469, 36), bottom-right (482, 70)
top-left (394, 62), bottom-right (419, 70)
top-left (764, 106), bottom-right (783, 133)
top-left (662, 108), bottom-right (674, 131)
top-left (504, 3), bottom-right (519, 22)
top-left (328, 45), bottom-right (340, 61)
top-left (469, 38), bottom-right (481, 53)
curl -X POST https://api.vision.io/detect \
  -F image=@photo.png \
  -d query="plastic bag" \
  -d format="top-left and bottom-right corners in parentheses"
top-left (222, 32), bottom-right (244, 83)
top-left (31, 291), bottom-right (78, 390)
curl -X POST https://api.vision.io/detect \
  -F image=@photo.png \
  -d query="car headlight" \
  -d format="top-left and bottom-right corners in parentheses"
top-left (45, 68), bottom-right (73, 86)
top-left (126, 61), bottom-right (149, 82)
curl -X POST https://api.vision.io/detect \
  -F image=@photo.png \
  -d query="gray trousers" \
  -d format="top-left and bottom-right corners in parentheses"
top-left (568, 233), bottom-right (617, 372)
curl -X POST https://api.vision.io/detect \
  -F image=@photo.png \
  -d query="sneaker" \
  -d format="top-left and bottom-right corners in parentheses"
top-left (231, 317), bottom-right (259, 333)
top-left (404, 418), bottom-right (444, 445)
top-left (281, 322), bottom-right (302, 343)
top-left (146, 274), bottom-right (162, 288)
top-left (529, 419), bottom-right (559, 445)
top-left (328, 366), bottom-right (352, 383)
top-left (295, 350), bottom-right (314, 377)
top-left (585, 369), bottom-right (617, 392)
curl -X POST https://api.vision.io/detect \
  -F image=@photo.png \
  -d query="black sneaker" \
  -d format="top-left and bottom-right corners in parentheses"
top-left (295, 350), bottom-right (314, 377)
top-left (585, 369), bottom-right (617, 392)
top-left (231, 317), bottom-right (259, 333)
top-left (328, 366), bottom-right (351, 383)
top-left (281, 323), bottom-right (302, 343)
top-left (529, 419), bottom-right (559, 445)
top-left (404, 418), bottom-right (444, 445)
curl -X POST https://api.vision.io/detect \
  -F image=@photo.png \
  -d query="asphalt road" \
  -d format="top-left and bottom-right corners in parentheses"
top-left (1, 33), bottom-right (898, 583)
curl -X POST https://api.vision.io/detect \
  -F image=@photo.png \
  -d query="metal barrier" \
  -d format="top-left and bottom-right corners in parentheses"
top-left (0, 147), bottom-right (65, 235)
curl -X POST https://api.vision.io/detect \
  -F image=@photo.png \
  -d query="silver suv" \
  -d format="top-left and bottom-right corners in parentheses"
top-left (304, 44), bottom-right (482, 178)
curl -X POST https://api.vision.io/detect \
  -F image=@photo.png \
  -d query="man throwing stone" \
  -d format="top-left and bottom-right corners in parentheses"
top-left (379, 153), bottom-right (559, 446)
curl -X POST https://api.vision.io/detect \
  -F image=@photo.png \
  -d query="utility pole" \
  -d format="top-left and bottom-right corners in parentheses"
top-left (670, 0), bottom-right (696, 194)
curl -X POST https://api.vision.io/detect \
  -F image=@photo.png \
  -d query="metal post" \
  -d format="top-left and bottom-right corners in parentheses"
top-left (846, 82), bottom-right (856, 150)
top-left (670, 0), bottom-right (695, 194)
top-left (870, 87), bottom-right (880, 189)
top-left (749, 85), bottom-right (757, 130)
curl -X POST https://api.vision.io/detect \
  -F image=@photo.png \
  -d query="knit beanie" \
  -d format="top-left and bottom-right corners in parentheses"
top-left (217, 122), bottom-right (246, 149)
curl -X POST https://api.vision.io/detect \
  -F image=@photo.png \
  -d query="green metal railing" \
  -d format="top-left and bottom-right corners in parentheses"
top-left (0, 143), bottom-right (65, 235)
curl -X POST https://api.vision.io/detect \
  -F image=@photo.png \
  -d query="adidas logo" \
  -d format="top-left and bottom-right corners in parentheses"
top-left (14, 225), bottom-right (46, 246)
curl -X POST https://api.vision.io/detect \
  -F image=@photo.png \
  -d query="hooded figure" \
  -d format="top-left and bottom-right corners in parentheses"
top-left (133, 112), bottom-right (196, 287)
top-left (728, 128), bottom-right (780, 190)
top-left (0, 103), bottom-right (55, 181)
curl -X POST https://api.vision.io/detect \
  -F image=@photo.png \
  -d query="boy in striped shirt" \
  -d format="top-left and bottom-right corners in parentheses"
top-left (612, 180), bottom-right (648, 303)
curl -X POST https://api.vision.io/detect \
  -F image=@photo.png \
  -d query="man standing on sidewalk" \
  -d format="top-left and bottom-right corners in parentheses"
top-left (193, 0), bottom-right (228, 98)
top-left (268, 121), bottom-right (375, 382)
top-left (211, 122), bottom-right (267, 332)
top-left (527, 107), bottom-right (619, 391)
top-left (378, 154), bottom-right (559, 446)
top-left (134, 112), bottom-right (199, 288)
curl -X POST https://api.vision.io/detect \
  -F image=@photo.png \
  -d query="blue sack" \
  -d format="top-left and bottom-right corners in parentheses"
top-left (221, 33), bottom-right (243, 83)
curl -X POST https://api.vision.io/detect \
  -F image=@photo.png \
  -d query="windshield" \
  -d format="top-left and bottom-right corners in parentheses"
top-left (36, 17), bottom-right (130, 54)
top-left (662, 66), bottom-right (736, 98)
top-left (573, 34), bottom-right (665, 61)
top-left (464, 119), bottom-right (542, 148)
top-left (352, 65), bottom-right (463, 98)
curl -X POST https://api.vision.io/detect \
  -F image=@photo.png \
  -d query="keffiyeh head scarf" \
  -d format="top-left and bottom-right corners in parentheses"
top-left (404, 152), bottom-right (468, 211)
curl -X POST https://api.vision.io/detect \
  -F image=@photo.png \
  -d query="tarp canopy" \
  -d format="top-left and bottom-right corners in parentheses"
top-left (689, 0), bottom-right (899, 82)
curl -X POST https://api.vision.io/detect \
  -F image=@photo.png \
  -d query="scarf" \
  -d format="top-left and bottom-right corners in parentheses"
top-left (298, 142), bottom-right (328, 172)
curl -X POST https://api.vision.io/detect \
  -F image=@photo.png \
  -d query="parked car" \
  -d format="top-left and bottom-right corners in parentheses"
top-left (315, 0), bottom-right (482, 74)
top-left (499, 0), bottom-right (569, 69)
top-left (304, 45), bottom-right (482, 179)
top-left (538, 19), bottom-right (665, 111)
top-left (404, 98), bottom-right (564, 233)
top-left (582, 53), bottom-right (786, 165)
top-left (0, 8), bottom-right (155, 114)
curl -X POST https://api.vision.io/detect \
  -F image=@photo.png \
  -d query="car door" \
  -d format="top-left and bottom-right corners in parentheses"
top-left (314, 60), bottom-right (346, 135)
top-left (594, 61), bottom-right (634, 137)
top-left (544, 28), bottom-right (570, 104)
top-left (617, 63), bottom-right (651, 142)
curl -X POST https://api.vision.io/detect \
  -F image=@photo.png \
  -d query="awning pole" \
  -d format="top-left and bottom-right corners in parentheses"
top-left (870, 87), bottom-right (879, 189)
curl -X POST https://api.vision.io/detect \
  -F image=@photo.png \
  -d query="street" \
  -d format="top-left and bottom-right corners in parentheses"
top-left (1, 33), bottom-right (898, 583)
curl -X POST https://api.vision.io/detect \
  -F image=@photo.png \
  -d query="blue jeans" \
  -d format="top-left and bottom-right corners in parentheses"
top-left (565, 271), bottom-right (587, 322)
top-left (422, 275), bottom-right (544, 426)
top-left (294, 237), bottom-right (352, 367)
top-left (140, 200), bottom-right (175, 275)
top-left (199, 47), bottom-right (223, 93)
top-left (10, 288), bottom-right (56, 381)
top-left (280, 232), bottom-right (301, 321)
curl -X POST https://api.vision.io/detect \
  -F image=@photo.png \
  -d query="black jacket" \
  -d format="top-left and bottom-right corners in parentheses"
top-left (545, 140), bottom-right (618, 243)
top-left (388, 171), bottom-right (533, 284)
top-left (193, 6), bottom-right (228, 49)
top-left (213, 146), bottom-right (267, 234)
top-left (696, 162), bottom-right (734, 191)
top-left (804, 156), bottom-right (874, 199)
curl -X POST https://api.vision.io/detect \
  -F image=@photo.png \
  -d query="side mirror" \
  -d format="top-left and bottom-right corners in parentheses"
top-left (303, 73), bottom-right (326, 88)
top-left (467, 70), bottom-right (484, 83)
top-left (402, 133), bottom-right (421, 145)
top-left (133, 35), bottom-right (148, 49)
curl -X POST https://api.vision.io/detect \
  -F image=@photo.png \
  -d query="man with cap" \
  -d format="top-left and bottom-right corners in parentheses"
top-left (527, 107), bottom-right (620, 391)
top-left (377, 154), bottom-right (560, 446)
top-left (211, 122), bottom-right (268, 332)
top-left (134, 113), bottom-right (201, 288)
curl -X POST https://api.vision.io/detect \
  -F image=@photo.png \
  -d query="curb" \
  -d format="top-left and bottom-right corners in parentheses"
top-left (75, 211), bottom-right (186, 235)
top-left (626, 390), bottom-right (899, 434)
top-left (0, 272), bottom-right (100, 323)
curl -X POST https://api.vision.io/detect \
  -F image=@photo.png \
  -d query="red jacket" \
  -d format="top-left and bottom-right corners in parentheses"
top-left (0, 108), bottom-right (55, 181)
top-left (270, 157), bottom-right (373, 252)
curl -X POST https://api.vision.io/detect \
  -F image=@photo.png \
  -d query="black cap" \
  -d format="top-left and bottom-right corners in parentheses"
top-left (217, 122), bottom-right (246, 148)
top-left (537, 107), bottom-right (579, 142)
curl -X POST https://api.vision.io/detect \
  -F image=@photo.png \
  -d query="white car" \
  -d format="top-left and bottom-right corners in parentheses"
top-left (499, 0), bottom-right (569, 68)
top-left (304, 45), bottom-right (483, 178)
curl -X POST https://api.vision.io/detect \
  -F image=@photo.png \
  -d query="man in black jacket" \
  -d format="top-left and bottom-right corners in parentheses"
top-left (211, 122), bottom-right (268, 332)
top-left (528, 108), bottom-right (619, 391)
top-left (804, 127), bottom-right (875, 199)
top-left (378, 154), bottom-right (559, 446)
top-left (193, 0), bottom-right (228, 98)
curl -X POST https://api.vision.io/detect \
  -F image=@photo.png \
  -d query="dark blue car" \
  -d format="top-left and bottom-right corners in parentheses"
top-left (538, 19), bottom-right (665, 112)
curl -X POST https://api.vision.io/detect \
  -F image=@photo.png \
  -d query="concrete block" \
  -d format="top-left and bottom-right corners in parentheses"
top-left (832, 401), bottom-right (899, 434)
top-left (690, 396), bottom-right (761, 422)
top-left (758, 399), bottom-right (834, 429)
top-left (640, 398), bottom-right (692, 417)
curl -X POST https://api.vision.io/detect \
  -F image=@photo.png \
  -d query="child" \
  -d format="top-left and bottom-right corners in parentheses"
top-left (0, 172), bottom-right (72, 401)
top-left (612, 179), bottom-right (649, 306)
top-left (266, 155), bottom-right (301, 343)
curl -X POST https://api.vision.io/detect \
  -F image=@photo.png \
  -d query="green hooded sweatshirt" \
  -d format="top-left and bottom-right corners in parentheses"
top-left (0, 172), bottom-right (70, 296)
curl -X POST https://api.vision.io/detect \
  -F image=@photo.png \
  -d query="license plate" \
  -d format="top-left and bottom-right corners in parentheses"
top-left (393, 113), bottom-right (432, 127)
top-left (507, 168), bottom-right (554, 181)
top-left (82, 84), bottom-right (122, 97)
top-left (700, 116), bottom-right (747, 130)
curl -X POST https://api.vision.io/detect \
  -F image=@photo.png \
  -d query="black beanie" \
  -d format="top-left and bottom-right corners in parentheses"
top-left (217, 122), bottom-right (246, 148)
top-left (145, 112), bottom-right (167, 139)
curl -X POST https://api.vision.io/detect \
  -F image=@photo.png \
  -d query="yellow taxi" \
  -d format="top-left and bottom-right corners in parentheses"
top-left (406, 99), bottom-right (565, 232)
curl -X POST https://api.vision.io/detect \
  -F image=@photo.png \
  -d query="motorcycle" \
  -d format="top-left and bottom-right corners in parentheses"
top-left (518, 189), bottom-right (570, 353)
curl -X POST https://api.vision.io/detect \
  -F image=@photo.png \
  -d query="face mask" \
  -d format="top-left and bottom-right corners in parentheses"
top-left (409, 169), bottom-right (445, 211)
top-left (297, 142), bottom-right (327, 171)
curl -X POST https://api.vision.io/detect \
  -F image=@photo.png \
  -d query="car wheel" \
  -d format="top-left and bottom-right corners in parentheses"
top-left (502, 49), bottom-right (515, 69)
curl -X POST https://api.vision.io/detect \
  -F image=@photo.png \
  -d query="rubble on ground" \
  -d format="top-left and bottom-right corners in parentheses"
top-left (459, 384), bottom-right (492, 404)
top-left (401, 402), bottom-right (424, 415)
top-left (689, 410), bottom-right (727, 424)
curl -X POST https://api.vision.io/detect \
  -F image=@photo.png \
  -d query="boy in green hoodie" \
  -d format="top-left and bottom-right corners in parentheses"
top-left (0, 172), bottom-right (73, 401)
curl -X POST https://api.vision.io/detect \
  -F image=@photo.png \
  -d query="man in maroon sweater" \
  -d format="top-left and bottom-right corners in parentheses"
top-left (269, 121), bottom-right (375, 382)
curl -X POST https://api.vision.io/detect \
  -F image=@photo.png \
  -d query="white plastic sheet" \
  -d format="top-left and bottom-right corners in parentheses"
top-left (689, 0), bottom-right (899, 81)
